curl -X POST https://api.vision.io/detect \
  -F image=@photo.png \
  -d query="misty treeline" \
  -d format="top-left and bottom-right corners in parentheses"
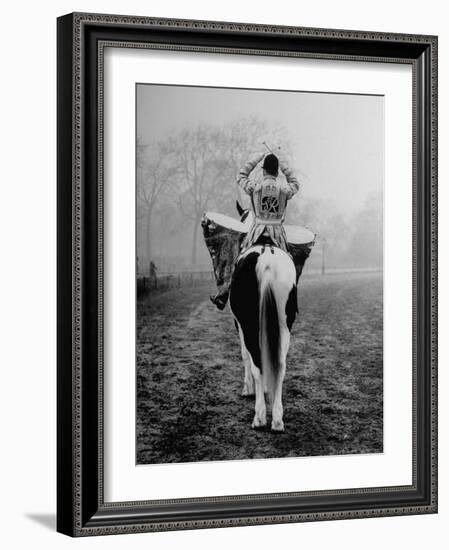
top-left (137, 117), bottom-right (382, 274)
top-left (286, 192), bottom-right (383, 271)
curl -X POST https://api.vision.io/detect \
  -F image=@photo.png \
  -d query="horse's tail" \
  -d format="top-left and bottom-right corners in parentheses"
top-left (259, 265), bottom-right (280, 403)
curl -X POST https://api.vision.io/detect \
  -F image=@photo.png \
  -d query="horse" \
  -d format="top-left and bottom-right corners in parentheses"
top-left (230, 202), bottom-right (298, 432)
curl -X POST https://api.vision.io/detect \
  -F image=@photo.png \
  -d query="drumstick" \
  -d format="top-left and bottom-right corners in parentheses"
top-left (262, 141), bottom-right (272, 153)
top-left (262, 142), bottom-right (281, 154)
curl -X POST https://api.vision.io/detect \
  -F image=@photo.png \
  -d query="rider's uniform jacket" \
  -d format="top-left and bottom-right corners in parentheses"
top-left (237, 153), bottom-right (300, 253)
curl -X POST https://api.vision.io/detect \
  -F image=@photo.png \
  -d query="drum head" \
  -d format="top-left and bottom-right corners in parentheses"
top-left (205, 212), bottom-right (248, 234)
top-left (285, 225), bottom-right (315, 245)
top-left (204, 212), bottom-right (314, 244)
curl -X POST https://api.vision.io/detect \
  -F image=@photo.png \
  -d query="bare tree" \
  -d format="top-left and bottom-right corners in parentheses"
top-left (137, 141), bottom-right (179, 272)
top-left (346, 191), bottom-right (383, 267)
top-left (161, 125), bottom-right (232, 264)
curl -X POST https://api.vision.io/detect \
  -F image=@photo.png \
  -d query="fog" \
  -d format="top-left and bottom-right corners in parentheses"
top-left (136, 84), bottom-right (384, 274)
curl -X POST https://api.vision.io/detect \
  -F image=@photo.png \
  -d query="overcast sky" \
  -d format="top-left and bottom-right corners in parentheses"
top-left (137, 84), bottom-right (384, 216)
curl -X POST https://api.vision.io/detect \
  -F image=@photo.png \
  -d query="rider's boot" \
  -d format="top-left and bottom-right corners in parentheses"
top-left (210, 286), bottom-right (230, 311)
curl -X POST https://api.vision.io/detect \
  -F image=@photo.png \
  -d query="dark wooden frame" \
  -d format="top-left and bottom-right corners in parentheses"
top-left (57, 12), bottom-right (438, 537)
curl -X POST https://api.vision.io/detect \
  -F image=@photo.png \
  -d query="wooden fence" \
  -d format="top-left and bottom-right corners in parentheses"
top-left (137, 266), bottom-right (382, 298)
top-left (137, 270), bottom-right (215, 297)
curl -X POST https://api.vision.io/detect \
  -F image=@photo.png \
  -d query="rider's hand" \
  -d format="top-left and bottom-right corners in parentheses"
top-left (278, 155), bottom-right (290, 174)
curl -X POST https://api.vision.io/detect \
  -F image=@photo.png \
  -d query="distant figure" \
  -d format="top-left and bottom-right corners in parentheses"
top-left (149, 261), bottom-right (158, 288)
top-left (210, 150), bottom-right (300, 310)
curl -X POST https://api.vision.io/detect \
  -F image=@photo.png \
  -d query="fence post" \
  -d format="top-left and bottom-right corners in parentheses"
top-left (321, 239), bottom-right (326, 275)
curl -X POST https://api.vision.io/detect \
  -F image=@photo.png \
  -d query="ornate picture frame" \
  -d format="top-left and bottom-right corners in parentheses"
top-left (57, 12), bottom-right (437, 536)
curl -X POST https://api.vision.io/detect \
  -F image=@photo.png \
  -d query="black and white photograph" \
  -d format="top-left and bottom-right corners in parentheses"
top-left (136, 83), bottom-right (384, 465)
top-left (1, 0), bottom-right (442, 545)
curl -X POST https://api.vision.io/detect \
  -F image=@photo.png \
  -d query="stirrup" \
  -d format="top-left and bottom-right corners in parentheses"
top-left (210, 294), bottom-right (226, 311)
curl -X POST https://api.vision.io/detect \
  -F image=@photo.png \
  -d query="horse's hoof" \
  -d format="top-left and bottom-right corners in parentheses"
top-left (252, 415), bottom-right (267, 429)
top-left (271, 420), bottom-right (285, 432)
top-left (241, 384), bottom-right (255, 397)
top-left (252, 422), bottom-right (267, 430)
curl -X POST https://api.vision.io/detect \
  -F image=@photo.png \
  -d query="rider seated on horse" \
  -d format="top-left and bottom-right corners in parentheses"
top-left (210, 149), bottom-right (300, 310)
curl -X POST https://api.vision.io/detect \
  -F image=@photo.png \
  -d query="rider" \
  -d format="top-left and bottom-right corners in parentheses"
top-left (210, 149), bottom-right (300, 310)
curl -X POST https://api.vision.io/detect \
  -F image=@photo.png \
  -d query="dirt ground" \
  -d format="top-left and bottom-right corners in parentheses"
top-left (136, 271), bottom-right (383, 464)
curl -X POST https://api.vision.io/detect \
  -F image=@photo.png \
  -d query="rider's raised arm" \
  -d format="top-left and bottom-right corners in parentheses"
top-left (279, 159), bottom-right (300, 199)
top-left (236, 152), bottom-right (265, 195)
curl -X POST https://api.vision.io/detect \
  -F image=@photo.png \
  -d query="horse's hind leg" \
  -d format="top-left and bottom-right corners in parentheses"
top-left (238, 326), bottom-right (255, 397)
top-left (271, 330), bottom-right (290, 432)
top-left (251, 364), bottom-right (267, 429)
top-left (271, 367), bottom-right (286, 432)
top-left (237, 324), bottom-right (265, 427)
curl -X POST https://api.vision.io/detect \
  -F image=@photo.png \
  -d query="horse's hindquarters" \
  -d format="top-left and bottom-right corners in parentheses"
top-left (230, 246), bottom-right (297, 431)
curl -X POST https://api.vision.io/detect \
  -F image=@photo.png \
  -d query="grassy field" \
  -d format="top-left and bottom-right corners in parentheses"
top-left (136, 271), bottom-right (383, 464)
